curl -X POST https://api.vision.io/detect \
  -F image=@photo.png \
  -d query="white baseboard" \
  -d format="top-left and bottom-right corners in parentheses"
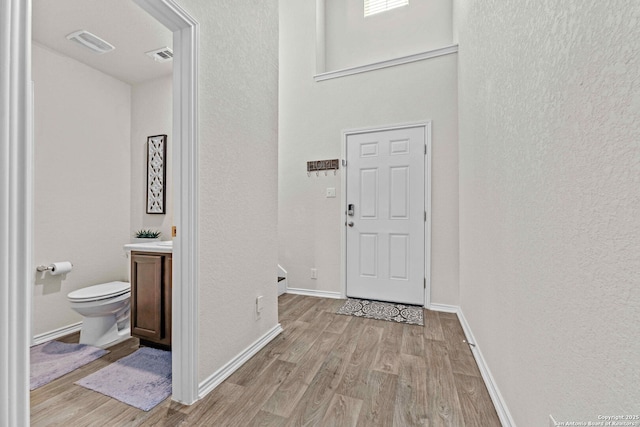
top-left (429, 303), bottom-right (460, 313)
top-left (425, 303), bottom-right (515, 426)
top-left (286, 287), bottom-right (343, 299)
top-left (198, 323), bottom-right (283, 399)
top-left (278, 278), bottom-right (287, 296)
top-left (32, 322), bottom-right (82, 346)
top-left (456, 309), bottom-right (516, 427)
top-left (277, 265), bottom-right (287, 296)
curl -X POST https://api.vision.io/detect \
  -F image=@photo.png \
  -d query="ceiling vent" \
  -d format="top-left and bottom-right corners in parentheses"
top-left (66, 30), bottom-right (115, 54)
top-left (146, 47), bottom-right (173, 63)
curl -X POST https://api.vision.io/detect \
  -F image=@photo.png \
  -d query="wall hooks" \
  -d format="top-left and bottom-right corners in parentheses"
top-left (307, 159), bottom-right (339, 176)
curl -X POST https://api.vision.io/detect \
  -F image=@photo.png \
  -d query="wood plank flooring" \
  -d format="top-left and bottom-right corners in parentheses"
top-left (31, 294), bottom-right (501, 426)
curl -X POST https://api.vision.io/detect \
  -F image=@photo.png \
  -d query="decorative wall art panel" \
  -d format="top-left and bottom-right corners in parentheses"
top-left (146, 135), bottom-right (167, 214)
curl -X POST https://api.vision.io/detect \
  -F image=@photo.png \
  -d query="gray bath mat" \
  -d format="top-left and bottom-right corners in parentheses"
top-left (76, 347), bottom-right (171, 411)
top-left (337, 298), bottom-right (424, 325)
top-left (30, 340), bottom-right (108, 390)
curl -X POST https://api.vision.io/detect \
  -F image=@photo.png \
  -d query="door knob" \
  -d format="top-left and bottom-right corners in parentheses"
top-left (348, 222), bottom-right (354, 227)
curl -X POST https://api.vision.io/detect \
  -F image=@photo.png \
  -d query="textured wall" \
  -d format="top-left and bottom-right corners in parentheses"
top-left (279, 0), bottom-right (460, 305)
top-left (324, 0), bottom-right (452, 70)
top-left (32, 44), bottom-right (131, 336)
top-left (130, 76), bottom-right (173, 240)
top-left (457, 0), bottom-right (640, 423)
top-left (178, 0), bottom-right (280, 383)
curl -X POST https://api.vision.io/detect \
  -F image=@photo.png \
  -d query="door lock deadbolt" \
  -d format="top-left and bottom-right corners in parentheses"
top-left (347, 204), bottom-right (355, 216)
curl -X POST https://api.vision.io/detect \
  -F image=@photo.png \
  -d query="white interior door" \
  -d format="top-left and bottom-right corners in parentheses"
top-left (346, 126), bottom-right (425, 305)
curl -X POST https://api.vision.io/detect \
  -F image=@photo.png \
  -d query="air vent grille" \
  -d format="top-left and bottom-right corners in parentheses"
top-left (66, 30), bottom-right (115, 54)
top-left (146, 47), bottom-right (173, 63)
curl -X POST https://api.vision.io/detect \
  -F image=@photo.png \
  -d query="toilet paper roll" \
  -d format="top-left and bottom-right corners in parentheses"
top-left (49, 261), bottom-right (73, 276)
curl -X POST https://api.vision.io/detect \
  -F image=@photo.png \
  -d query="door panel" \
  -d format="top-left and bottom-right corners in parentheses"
top-left (390, 138), bottom-right (409, 154)
top-left (131, 254), bottom-right (163, 339)
top-left (346, 126), bottom-right (425, 305)
top-left (360, 168), bottom-right (378, 218)
top-left (359, 233), bottom-right (378, 278)
top-left (389, 234), bottom-right (409, 280)
top-left (360, 142), bottom-right (379, 157)
top-left (389, 166), bottom-right (409, 219)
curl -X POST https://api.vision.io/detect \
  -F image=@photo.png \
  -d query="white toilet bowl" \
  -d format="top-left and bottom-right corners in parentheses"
top-left (67, 281), bottom-right (131, 348)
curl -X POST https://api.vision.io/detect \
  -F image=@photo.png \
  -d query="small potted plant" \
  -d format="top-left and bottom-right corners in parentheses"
top-left (133, 229), bottom-right (162, 243)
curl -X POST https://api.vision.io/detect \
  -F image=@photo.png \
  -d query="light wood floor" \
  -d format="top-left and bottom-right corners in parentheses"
top-left (31, 294), bottom-right (501, 426)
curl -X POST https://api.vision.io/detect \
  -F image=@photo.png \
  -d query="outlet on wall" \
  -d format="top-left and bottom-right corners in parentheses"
top-left (311, 268), bottom-right (318, 279)
top-left (256, 295), bottom-right (263, 316)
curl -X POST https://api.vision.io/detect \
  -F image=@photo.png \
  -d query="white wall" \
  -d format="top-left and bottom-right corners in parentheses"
top-left (279, 0), bottom-right (459, 305)
top-left (178, 0), bottom-right (280, 383)
top-left (457, 0), bottom-right (640, 424)
top-left (130, 76), bottom-right (173, 240)
top-left (32, 44), bottom-right (131, 336)
top-left (325, 0), bottom-right (452, 70)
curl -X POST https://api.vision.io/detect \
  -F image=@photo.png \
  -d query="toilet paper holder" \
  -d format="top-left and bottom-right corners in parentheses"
top-left (36, 262), bottom-right (73, 272)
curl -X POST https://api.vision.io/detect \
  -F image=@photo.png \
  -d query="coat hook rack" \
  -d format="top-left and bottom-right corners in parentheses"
top-left (307, 159), bottom-right (339, 176)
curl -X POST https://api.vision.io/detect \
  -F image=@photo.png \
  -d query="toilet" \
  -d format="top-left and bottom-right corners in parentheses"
top-left (67, 281), bottom-right (131, 348)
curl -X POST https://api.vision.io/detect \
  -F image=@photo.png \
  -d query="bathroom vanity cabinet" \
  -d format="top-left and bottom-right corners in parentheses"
top-left (130, 251), bottom-right (172, 349)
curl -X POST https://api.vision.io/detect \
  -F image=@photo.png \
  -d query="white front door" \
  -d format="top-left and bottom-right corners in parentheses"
top-left (346, 126), bottom-right (425, 305)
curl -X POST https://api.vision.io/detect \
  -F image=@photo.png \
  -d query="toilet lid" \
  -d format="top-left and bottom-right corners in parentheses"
top-left (68, 281), bottom-right (130, 302)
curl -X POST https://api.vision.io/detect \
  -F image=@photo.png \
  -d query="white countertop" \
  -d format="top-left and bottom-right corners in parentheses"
top-left (123, 240), bottom-right (173, 253)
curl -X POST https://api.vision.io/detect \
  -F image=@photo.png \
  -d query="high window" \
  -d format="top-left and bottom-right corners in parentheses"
top-left (364, 0), bottom-right (409, 17)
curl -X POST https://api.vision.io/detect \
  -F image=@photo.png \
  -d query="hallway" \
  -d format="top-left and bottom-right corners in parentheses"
top-left (31, 294), bottom-right (499, 426)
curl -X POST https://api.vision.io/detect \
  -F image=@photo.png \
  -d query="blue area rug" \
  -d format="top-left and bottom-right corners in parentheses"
top-left (76, 347), bottom-right (171, 411)
top-left (30, 340), bottom-right (108, 390)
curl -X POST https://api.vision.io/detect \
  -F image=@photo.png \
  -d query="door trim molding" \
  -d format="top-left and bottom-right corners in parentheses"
top-left (133, 0), bottom-right (200, 406)
top-left (424, 122), bottom-right (432, 309)
top-left (12, 0), bottom-right (200, 415)
top-left (1, 0), bottom-right (32, 424)
top-left (341, 121), bottom-right (432, 307)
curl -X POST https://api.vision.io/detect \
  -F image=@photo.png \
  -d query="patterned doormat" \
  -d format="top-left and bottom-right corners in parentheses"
top-left (336, 298), bottom-right (424, 326)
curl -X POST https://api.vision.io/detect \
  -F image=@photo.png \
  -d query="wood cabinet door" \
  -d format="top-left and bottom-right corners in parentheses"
top-left (163, 253), bottom-right (172, 344)
top-left (131, 253), bottom-right (164, 340)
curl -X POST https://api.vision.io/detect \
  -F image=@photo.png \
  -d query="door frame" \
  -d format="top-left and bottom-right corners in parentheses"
top-left (1, 1), bottom-right (31, 424)
top-left (341, 121), bottom-right (432, 308)
top-left (134, 0), bottom-right (200, 406)
top-left (1, 1), bottom-right (199, 422)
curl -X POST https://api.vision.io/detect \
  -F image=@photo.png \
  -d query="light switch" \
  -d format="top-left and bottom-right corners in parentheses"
top-left (326, 187), bottom-right (336, 198)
